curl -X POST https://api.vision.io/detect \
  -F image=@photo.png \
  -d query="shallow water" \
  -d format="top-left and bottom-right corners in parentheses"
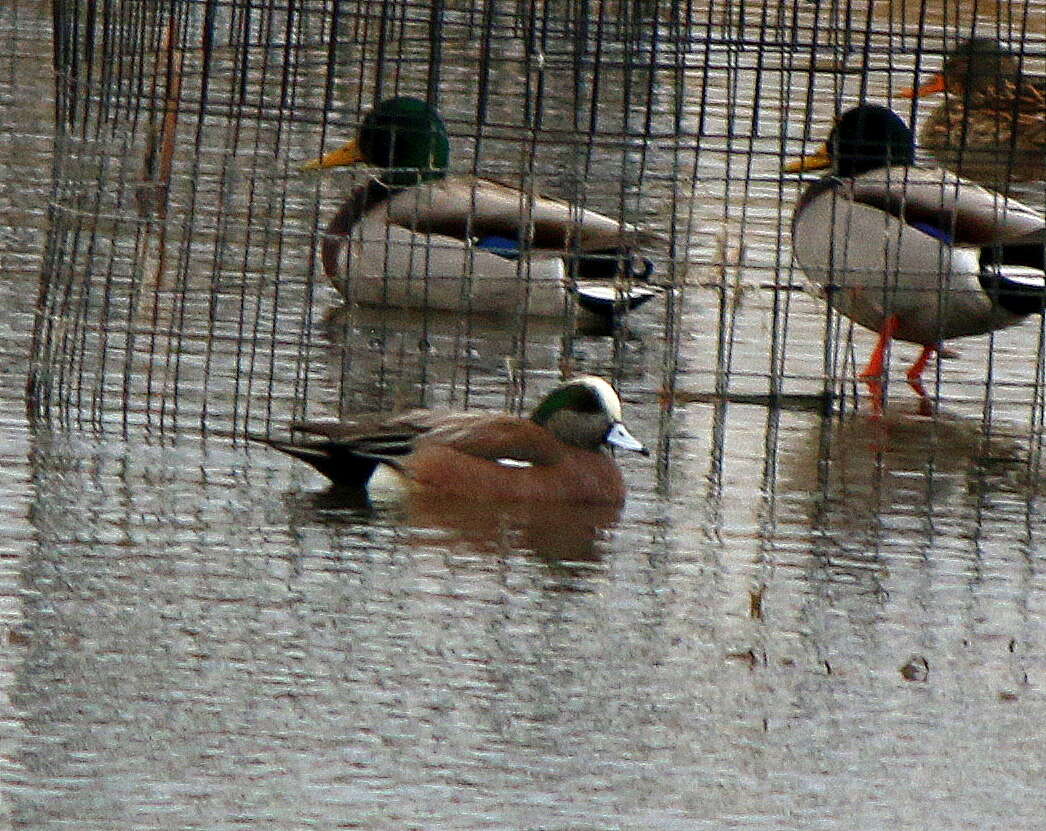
top-left (3, 1), bottom-right (1046, 829)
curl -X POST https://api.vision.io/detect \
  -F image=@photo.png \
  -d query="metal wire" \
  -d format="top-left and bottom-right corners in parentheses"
top-left (25, 0), bottom-right (1046, 446)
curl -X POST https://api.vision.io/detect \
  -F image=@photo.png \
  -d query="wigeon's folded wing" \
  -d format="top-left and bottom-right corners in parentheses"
top-left (292, 410), bottom-right (460, 442)
top-left (420, 416), bottom-right (565, 468)
top-left (247, 410), bottom-right (452, 486)
top-left (280, 411), bottom-right (477, 469)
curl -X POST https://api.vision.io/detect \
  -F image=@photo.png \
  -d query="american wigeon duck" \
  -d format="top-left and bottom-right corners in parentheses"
top-left (303, 97), bottom-right (659, 321)
top-left (255, 376), bottom-right (648, 503)
top-left (900, 38), bottom-right (1046, 186)
top-left (785, 104), bottom-right (1046, 410)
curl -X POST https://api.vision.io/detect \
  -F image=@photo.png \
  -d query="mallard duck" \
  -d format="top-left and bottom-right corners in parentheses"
top-left (303, 97), bottom-right (659, 321)
top-left (785, 104), bottom-right (1046, 410)
top-left (253, 375), bottom-right (648, 503)
top-left (900, 38), bottom-right (1046, 186)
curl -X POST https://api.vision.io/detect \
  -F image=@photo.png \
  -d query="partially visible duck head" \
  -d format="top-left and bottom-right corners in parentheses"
top-left (785, 104), bottom-right (916, 178)
top-left (303, 96), bottom-right (450, 188)
top-left (530, 376), bottom-right (648, 455)
top-left (902, 38), bottom-right (1019, 98)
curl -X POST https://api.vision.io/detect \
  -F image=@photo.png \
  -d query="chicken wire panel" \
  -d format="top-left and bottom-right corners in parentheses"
top-left (0, 1), bottom-right (54, 289)
top-left (30, 0), bottom-right (694, 437)
top-left (28, 0), bottom-right (1046, 439)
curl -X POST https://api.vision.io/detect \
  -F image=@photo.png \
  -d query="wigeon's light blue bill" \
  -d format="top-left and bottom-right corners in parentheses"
top-left (606, 422), bottom-right (648, 455)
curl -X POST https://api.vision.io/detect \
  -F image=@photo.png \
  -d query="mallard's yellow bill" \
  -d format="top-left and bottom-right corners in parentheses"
top-left (784, 144), bottom-right (832, 173)
top-left (899, 72), bottom-right (947, 100)
top-left (301, 139), bottom-right (365, 171)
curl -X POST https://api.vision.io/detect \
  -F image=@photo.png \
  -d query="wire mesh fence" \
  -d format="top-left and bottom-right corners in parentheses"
top-left (7, 9), bottom-right (1046, 825)
top-left (0, 1), bottom-right (53, 280)
top-left (24, 0), bottom-right (1046, 441)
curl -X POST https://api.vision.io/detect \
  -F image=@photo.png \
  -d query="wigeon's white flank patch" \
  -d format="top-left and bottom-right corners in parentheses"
top-left (495, 458), bottom-right (534, 469)
top-left (366, 463), bottom-right (410, 501)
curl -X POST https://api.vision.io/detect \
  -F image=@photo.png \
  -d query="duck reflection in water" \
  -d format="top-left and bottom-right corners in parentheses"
top-left (302, 487), bottom-right (624, 567)
top-left (781, 407), bottom-right (1038, 581)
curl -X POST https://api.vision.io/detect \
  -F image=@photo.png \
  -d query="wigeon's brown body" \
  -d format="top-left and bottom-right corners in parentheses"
top-left (401, 417), bottom-right (627, 503)
top-left (255, 376), bottom-right (647, 504)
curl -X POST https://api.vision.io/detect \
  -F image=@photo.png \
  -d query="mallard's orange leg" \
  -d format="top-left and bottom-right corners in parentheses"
top-left (859, 315), bottom-right (899, 415)
top-left (906, 344), bottom-right (937, 416)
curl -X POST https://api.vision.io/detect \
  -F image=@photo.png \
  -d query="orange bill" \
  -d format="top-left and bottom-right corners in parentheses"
top-left (784, 142), bottom-right (832, 173)
top-left (898, 72), bottom-right (947, 99)
top-left (301, 138), bottom-right (365, 171)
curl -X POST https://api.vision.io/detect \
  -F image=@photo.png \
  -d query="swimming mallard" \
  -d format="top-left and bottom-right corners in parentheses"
top-left (900, 38), bottom-right (1046, 186)
top-left (303, 97), bottom-right (659, 320)
top-left (786, 104), bottom-right (1046, 410)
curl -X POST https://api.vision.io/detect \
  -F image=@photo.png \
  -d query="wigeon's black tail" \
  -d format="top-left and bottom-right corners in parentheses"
top-left (248, 434), bottom-right (381, 488)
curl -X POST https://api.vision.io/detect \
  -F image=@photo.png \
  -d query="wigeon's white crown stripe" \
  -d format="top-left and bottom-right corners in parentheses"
top-left (576, 375), bottom-right (623, 421)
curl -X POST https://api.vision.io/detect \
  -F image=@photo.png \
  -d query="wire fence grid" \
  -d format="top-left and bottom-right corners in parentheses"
top-left (18, 0), bottom-right (1046, 440)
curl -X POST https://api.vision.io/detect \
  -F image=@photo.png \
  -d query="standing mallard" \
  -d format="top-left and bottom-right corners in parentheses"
top-left (303, 97), bottom-right (659, 320)
top-left (900, 38), bottom-right (1046, 186)
top-left (786, 104), bottom-right (1046, 411)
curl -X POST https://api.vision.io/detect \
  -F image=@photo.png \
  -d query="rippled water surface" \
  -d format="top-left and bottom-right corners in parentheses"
top-left (3, 2), bottom-right (1046, 829)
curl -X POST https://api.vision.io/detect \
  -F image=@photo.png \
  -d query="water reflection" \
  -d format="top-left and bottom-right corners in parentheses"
top-left (317, 302), bottom-right (656, 413)
top-left (292, 486), bottom-right (620, 568)
top-left (805, 407), bottom-right (1038, 501)
top-left (781, 406), bottom-right (1041, 583)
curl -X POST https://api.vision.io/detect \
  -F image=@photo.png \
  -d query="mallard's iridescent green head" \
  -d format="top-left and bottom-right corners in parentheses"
top-left (530, 376), bottom-right (648, 455)
top-left (303, 96), bottom-right (450, 188)
top-left (358, 97), bottom-right (450, 186)
top-left (827, 105), bottom-right (915, 177)
top-left (786, 105), bottom-right (915, 178)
